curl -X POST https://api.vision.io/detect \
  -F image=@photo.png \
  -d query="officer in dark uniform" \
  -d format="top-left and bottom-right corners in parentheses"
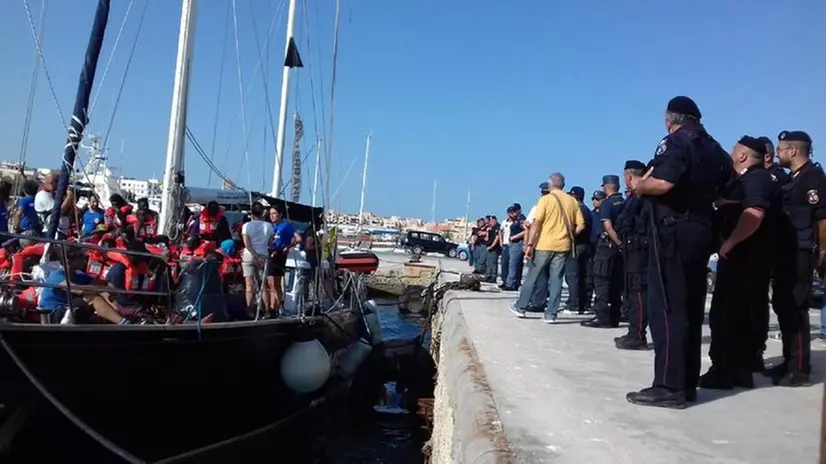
top-left (700, 136), bottom-right (776, 390)
top-left (614, 160), bottom-right (650, 350)
top-left (626, 96), bottom-right (732, 409)
top-left (750, 136), bottom-right (791, 370)
top-left (766, 130), bottom-right (826, 387)
top-left (563, 186), bottom-right (594, 314)
top-left (582, 175), bottom-right (625, 328)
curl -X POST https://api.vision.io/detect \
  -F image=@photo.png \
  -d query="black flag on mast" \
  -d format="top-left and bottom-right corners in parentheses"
top-left (284, 37), bottom-right (304, 68)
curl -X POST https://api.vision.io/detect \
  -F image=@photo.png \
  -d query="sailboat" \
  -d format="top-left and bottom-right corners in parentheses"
top-left (0, 0), bottom-right (377, 462)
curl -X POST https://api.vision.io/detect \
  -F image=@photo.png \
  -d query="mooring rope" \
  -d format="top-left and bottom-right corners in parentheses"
top-left (0, 332), bottom-right (148, 464)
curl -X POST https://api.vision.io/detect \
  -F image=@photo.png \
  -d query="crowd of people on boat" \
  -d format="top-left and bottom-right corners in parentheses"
top-left (0, 172), bottom-right (327, 325)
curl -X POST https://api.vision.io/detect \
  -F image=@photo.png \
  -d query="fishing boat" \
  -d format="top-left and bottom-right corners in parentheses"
top-left (0, 0), bottom-right (379, 462)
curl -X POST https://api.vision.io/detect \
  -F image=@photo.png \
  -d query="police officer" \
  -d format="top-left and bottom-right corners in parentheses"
top-left (766, 130), bottom-right (826, 387)
top-left (614, 160), bottom-right (650, 350)
top-left (563, 186), bottom-right (594, 314)
top-left (626, 96), bottom-right (732, 409)
top-left (750, 135), bottom-right (791, 371)
top-left (700, 136), bottom-right (776, 390)
top-left (582, 175), bottom-right (625, 328)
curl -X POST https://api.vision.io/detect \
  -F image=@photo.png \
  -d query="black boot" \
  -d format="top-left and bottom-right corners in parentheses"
top-left (772, 371), bottom-right (810, 387)
top-left (615, 336), bottom-right (648, 351)
top-left (698, 365), bottom-right (733, 390)
top-left (626, 387), bottom-right (687, 409)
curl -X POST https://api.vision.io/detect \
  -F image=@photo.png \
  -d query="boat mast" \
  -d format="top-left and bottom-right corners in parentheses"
top-left (158, 0), bottom-right (198, 235)
top-left (45, 0), bottom-right (111, 242)
top-left (464, 189), bottom-right (471, 238)
top-left (311, 136), bottom-right (322, 206)
top-left (431, 179), bottom-right (437, 223)
top-left (270, 0), bottom-right (298, 197)
top-left (357, 132), bottom-right (372, 227)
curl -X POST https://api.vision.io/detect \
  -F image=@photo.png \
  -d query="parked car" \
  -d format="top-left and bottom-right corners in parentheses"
top-left (400, 230), bottom-right (459, 258)
top-left (455, 243), bottom-right (470, 261)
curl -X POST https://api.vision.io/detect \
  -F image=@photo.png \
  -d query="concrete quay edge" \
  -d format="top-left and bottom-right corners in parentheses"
top-left (429, 273), bottom-right (517, 464)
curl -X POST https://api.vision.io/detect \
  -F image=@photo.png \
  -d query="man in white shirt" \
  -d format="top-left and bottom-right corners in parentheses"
top-left (500, 207), bottom-right (514, 286)
top-left (34, 171), bottom-right (70, 238)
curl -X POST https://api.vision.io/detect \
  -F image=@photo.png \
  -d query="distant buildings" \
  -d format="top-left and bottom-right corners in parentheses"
top-left (118, 177), bottom-right (161, 201)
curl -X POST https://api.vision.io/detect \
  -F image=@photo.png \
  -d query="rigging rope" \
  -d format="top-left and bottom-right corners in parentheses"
top-left (207, 1), bottom-right (231, 188)
top-left (185, 126), bottom-right (240, 190)
top-left (22, 0), bottom-right (68, 129)
top-left (218, 0), bottom-right (287, 178)
top-left (231, 0), bottom-right (254, 190)
top-left (101, 0), bottom-right (151, 149)
top-left (324, 0), bottom-right (342, 219)
top-left (15, 0), bottom-right (48, 195)
top-left (89, 0), bottom-right (136, 118)
top-left (246, 0), bottom-right (279, 189)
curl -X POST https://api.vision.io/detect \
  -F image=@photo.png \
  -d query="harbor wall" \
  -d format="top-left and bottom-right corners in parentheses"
top-left (429, 287), bottom-right (515, 464)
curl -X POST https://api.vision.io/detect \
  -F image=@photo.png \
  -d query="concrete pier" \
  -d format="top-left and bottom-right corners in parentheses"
top-left (423, 256), bottom-right (824, 464)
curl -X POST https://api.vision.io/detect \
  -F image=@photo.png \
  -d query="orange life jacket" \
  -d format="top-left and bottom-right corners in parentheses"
top-left (11, 244), bottom-right (47, 280)
top-left (85, 249), bottom-right (110, 280)
top-left (127, 212), bottom-right (158, 238)
top-left (105, 251), bottom-right (155, 291)
top-left (198, 209), bottom-right (224, 238)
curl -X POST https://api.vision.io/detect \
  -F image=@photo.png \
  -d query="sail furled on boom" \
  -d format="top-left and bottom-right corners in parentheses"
top-left (290, 113), bottom-right (304, 202)
top-left (47, 0), bottom-right (111, 239)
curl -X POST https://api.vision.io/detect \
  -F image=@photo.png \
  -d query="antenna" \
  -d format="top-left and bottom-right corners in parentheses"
top-left (431, 179), bottom-right (437, 223)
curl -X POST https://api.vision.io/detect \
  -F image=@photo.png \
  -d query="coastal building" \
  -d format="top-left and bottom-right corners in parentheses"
top-left (118, 177), bottom-right (161, 200)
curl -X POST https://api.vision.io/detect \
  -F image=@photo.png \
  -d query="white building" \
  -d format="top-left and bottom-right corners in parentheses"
top-left (118, 177), bottom-right (161, 200)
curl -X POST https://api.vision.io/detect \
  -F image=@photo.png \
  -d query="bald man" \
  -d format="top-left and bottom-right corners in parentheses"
top-left (34, 170), bottom-right (72, 238)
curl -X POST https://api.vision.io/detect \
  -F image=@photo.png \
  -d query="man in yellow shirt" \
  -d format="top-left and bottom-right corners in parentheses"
top-left (510, 173), bottom-right (585, 322)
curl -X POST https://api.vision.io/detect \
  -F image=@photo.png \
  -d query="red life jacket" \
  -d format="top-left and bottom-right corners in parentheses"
top-left (11, 244), bottom-right (47, 281)
top-left (105, 251), bottom-right (154, 291)
top-left (198, 209), bottom-right (224, 238)
top-left (127, 212), bottom-right (158, 238)
top-left (85, 249), bottom-right (110, 280)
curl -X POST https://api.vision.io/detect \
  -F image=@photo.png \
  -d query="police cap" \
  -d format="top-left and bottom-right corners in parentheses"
top-left (539, 181), bottom-right (550, 192)
top-left (568, 186), bottom-right (585, 199)
top-left (506, 206), bottom-right (514, 213)
top-left (592, 191), bottom-right (607, 200)
top-left (511, 202), bottom-right (522, 211)
top-left (602, 175), bottom-right (620, 186)
top-left (737, 135), bottom-right (768, 156)
top-left (778, 130), bottom-right (812, 143)
top-left (666, 96), bottom-right (702, 119)
top-left (624, 160), bottom-right (646, 171)
top-left (756, 136), bottom-right (774, 153)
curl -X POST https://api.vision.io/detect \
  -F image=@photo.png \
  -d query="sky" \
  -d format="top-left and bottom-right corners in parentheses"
top-left (1, 0), bottom-right (825, 221)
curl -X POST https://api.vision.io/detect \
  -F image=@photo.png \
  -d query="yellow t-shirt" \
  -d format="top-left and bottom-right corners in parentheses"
top-left (532, 190), bottom-right (584, 252)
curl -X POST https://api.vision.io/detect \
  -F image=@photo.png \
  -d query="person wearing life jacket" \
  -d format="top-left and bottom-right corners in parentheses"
top-left (217, 239), bottom-right (242, 292)
top-left (40, 248), bottom-right (134, 325)
top-left (191, 201), bottom-right (231, 245)
top-left (106, 194), bottom-right (132, 231)
top-left (104, 240), bottom-right (153, 321)
top-left (80, 195), bottom-right (106, 237)
top-left (127, 197), bottom-right (159, 241)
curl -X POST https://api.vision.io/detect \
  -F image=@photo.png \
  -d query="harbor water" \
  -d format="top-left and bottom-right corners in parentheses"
top-left (5, 301), bottom-right (428, 463)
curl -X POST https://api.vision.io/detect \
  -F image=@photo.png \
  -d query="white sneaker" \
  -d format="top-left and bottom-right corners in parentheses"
top-left (509, 303), bottom-right (526, 318)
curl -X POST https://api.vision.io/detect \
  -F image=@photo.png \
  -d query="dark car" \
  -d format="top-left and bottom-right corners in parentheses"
top-left (400, 230), bottom-right (459, 258)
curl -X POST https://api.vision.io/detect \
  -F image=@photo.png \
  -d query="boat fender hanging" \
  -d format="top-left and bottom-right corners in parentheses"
top-left (280, 339), bottom-right (331, 394)
top-left (337, 339), bottom-right (373, 379)
top-left (361, 299), bottom-right (384, 345)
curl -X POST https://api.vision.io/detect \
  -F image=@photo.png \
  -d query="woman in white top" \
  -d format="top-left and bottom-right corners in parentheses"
top-left (241, 202), bottom-right (274, 315)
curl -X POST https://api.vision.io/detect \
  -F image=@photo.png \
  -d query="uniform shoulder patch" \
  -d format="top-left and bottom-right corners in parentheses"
top-left (808, 189), bottom-right (820, 205)
top-left (655, 138), bottom-right (667, 156)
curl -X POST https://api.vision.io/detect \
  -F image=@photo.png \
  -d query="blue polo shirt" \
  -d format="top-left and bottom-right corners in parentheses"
top-left (599, 193), bottom-right (625, 228)
top-left (590, 209), bottom-right (603, 244)
top-left (39, 269), bottom-right (94, 312)
top-left (575, 203), bottom-right (592, 246)
top-left (82, 207), bottom-right (105, 235)
top-left (16, 195), bottom-right (37, 231)
top-left (272, 221), bottom-right (295, 251)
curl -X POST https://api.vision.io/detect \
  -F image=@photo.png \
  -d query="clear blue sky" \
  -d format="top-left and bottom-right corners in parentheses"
top-left (2, 0), bottom-right (824, 220)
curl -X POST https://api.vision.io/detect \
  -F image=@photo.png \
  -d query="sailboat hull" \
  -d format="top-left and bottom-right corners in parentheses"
top-left (0, 311), bottom-right (361, 461)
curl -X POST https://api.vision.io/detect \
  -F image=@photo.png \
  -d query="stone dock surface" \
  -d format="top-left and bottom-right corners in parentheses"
top-left (414, 254), bottom-right (825, 464)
